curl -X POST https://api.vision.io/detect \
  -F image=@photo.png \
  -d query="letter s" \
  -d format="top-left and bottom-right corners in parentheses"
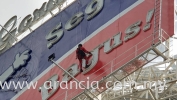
top-left (124, 21), bottom-right (142, 41)
top-left (46, 22), bottom-right (64, 49)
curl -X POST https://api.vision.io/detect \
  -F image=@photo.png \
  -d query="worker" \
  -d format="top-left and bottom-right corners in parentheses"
top-left (76, 44), bottom-right (92, 72)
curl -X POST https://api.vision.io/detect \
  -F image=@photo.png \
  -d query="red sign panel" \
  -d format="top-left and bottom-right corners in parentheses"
top-left (13, 0), bottom-right (174, 100)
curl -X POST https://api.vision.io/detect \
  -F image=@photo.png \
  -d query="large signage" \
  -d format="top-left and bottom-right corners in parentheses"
top-left (0, 0), bottom-right (105, 53)
top-left (0, 0), bottom-right (105, 84)
top-left (39, 9), bottom-right (155, 100)
top-left (0, 0), bottom-right (174, 100)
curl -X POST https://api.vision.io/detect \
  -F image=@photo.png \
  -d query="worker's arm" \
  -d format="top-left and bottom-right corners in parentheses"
top-left (76, 49), bottom-right (78, 59)
top-left (82, 47), bottom-right (92, 54)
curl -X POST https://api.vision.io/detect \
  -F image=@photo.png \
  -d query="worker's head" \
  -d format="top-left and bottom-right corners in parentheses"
top-left (78, 44), bottom-right (82, 48)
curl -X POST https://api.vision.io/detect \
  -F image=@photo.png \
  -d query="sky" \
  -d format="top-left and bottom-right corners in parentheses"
top-left (0, 0), bottom-right (49, 25)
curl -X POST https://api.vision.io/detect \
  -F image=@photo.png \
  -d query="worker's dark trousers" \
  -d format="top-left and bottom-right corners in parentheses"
top-left (78, 56), bottom-right (88, 69)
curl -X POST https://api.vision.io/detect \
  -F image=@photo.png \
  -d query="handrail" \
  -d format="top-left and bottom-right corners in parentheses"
top-left (161, 29), bottom-right (174, 58)
top-left (83, 33), bottom-right (156, 76)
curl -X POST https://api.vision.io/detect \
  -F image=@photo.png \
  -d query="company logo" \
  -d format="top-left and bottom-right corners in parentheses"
top-left (0, 50), bottom-right (31, 85)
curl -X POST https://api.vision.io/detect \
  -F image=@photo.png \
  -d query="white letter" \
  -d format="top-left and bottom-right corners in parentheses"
top-left (39, 74), bottom-right (59, 100)
top-left (0, 81), bottom-right (12, 89)
top-left (46, 22), bottom-right (64, 49)
top-left (13, 81), bottom-right (25, 90)
top-left (70, 81), bottom-right (78, 89)
top-left (124, 21), bottom-right (142, 41)
top-left (91, 81), bottom-right (99, 89)
top-left (60, 81), bottom-right (68, 89)
top-left (106, 81), bottom-right (112, 89)
top-left (65, 12), bottom-right (84, 30)
top-left (85, 0), bottom-right (104, 20)
top-left (26, 81), bottom-right (38, 89)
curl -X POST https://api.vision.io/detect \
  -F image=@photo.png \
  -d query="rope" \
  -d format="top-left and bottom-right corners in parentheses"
top-left (115, 0), bottom-right (122, 59)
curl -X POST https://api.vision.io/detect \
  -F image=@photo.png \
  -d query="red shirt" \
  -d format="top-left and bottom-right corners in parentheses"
top-left (76, 47), bottom-right (89, 59)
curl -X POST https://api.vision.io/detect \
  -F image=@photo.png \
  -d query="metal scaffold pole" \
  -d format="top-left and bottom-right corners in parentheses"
top-left (0, 24), bottom-right (18, 42)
